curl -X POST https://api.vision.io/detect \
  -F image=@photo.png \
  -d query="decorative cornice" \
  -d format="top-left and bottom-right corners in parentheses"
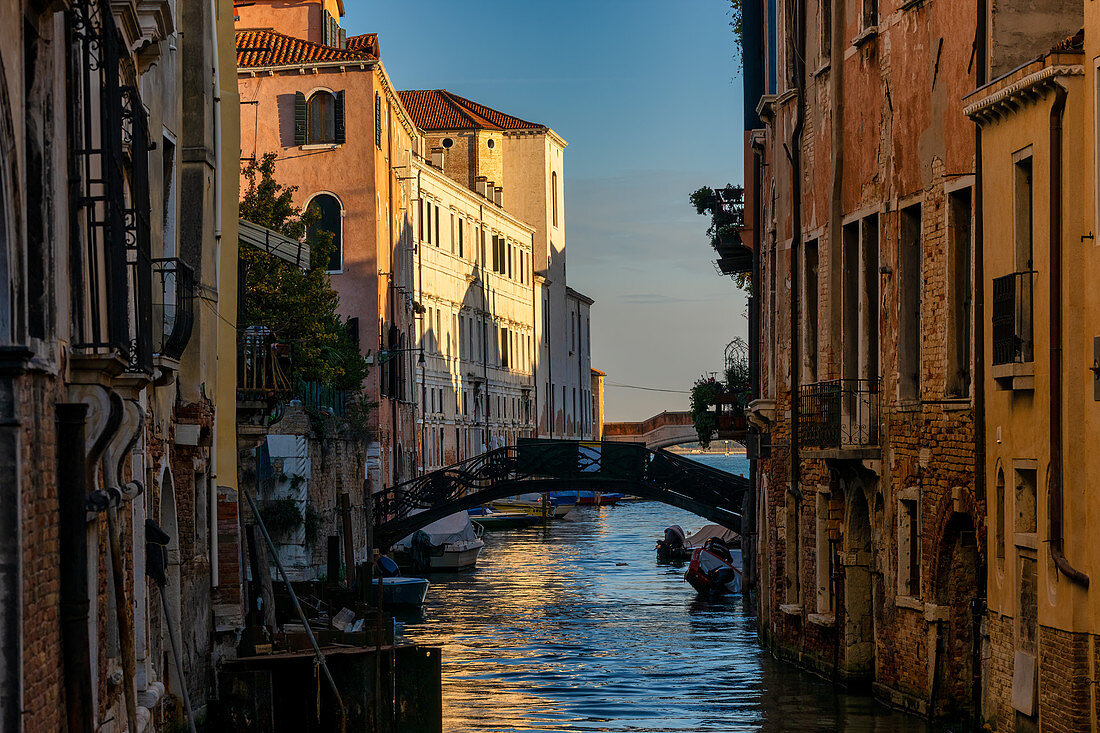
top-left (964, 64), bottom-right (1084, 123)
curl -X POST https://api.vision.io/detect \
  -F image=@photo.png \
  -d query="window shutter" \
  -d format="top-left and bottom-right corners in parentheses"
top-left (339, 27), bottom-right (347, 49)
top-left (294, 91), bottom-right (306, 145)
top-left (334, 90), bottom-right (345, 144)
top-left (375, 93), bottom-right (382, 148)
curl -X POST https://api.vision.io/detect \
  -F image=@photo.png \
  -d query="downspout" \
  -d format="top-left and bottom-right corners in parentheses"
top-left (972, 0), bottom-right (989, 721)
top-left (58, 404), bottom-right (94, 733)
top-left (209, 0), bottom-right (222, 585)
top-left (788, 0), bottom-right (807, 508)
top-left (1048, 83), bottom-right (1089, 587)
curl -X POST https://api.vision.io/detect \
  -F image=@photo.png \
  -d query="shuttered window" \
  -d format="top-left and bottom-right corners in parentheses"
top-left (297, 90), bottom-right (344, 145)
top-left (375, 93), bottom-right (382, 148)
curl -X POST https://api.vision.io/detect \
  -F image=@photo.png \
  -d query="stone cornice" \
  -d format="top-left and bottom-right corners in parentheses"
top-left (964, 64), bottom-right (1084, 123)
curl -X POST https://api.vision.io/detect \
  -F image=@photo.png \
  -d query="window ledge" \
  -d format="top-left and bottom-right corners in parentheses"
top-left (779, 603), bottom-right (802, 616)
top-left (811, 62), bottom-right (831, 79)
top-left (992, 361), bottom-right (1035, 391)
top-left (901, 0), bottom-right (925, 10)
top-left (807, 613), bottom-right (835, 627)
top-left (938, 398), bottom-right (972, 411)
top-left (1014, 532), bottom-right (1038, 551)
top-left (894, 398), bottom-right (921, 413)
top-left (896, 595), bottom-right (924, 611)
top-left (300, 143), bottom-right (341, 151)
top-left (852, 26), bottom-right (879, 47)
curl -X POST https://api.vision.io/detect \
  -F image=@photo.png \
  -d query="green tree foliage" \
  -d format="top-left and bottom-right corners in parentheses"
top-left (690, 376), bottom-right (723, 449)
top-left (730, 0), bottom-right (744, 68)
top-left (690, 184), bottom-right (750, 292)
top-left (239, 153), bottom-right (369, 391)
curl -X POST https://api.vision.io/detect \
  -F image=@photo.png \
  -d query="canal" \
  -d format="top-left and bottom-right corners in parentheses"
top-left (398, 454), bottom-right (930, 732)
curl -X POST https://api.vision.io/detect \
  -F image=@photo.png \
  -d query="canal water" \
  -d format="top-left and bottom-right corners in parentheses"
top-left (398, 454), bottom-right (930, 732)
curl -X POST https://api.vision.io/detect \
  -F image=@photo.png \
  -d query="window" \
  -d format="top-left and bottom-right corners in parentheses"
top-left (785, 495), bottom-right (800, 604)
top-left (861, 0), bottom-right (877, 29)
top-left (947, 188), bottom-right (973, 397)
top-left (306, 193), bottom-right (342, 271)
top-left (450, 213), bottom-right (455, 253)
top-left (820, 0), bottom-right (832, 64)
top-left (442, 137), bottom-right (453, 148)
top-left (458, 219), bottom-right (464, 258)
top-left (306, 91), bottom-right (336, 144)
top-left (898, 497), bottom-right (920, 597)
top-left (1013, 154), bottom-right (1034, 362)
top-left (375, 92), bottom-right (382, 148)
top-left (435, 205), bottom-right (441, 247)
top-left (1015, 468), bottom-right (1037, 535)
top-left (815, 492), bottom-right (833, 614)
top-left (996, 468), bottom-right (1006, 562)
top-left (802, 239), bottom-right (819, 382)
top-left (552, 171), bottom-right (559, 227)
top-left (898, 204), bottom-right (921, 401)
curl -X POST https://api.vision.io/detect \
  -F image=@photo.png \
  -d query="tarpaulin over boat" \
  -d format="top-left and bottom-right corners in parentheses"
top-left (684, 524), bottom-right (739, 547)
top-left (393, 511), bottom-right (480, 549)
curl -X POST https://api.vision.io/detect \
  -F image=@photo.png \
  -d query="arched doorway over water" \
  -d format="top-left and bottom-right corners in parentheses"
top-left (932, 512), bottom-right (981, 724)
top-left (843, 483), bottom-right (874, 681)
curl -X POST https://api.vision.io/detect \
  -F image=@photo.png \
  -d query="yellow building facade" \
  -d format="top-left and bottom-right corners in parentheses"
top-left (967, 20), bottom-right (1100, 730)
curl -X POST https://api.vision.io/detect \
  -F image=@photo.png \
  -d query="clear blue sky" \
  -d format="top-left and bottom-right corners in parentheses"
top-left (345, 0), bottom-right (747, 421)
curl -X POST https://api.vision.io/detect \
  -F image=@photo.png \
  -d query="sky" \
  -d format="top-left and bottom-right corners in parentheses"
top-left (344, 0), bottom-right (747, 422)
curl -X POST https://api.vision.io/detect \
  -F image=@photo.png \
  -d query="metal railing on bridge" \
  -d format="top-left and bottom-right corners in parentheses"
top-left (372, 439), bottom-right (748, 549)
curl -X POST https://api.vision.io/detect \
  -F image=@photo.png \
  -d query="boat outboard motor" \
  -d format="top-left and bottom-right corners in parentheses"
top-left (656, 525), bottom-right (686, 561)
top-left (704, 537), bottom-right (732, 564)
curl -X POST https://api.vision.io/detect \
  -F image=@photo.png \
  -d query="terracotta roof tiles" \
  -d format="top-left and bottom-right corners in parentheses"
top-left (235, 28), bottom-right (376, 69)
top-left (397, 89), bottom-right (545, 132)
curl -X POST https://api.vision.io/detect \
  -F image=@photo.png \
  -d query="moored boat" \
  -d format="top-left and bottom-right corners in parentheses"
top-left (684, 537), bottom-right (743, 595)
top-left (491, 495), bottom-right (575, 519)
top-left (370, 556), bottom-right (430, 607)
top-left (392, 512), bottom-right (485, 572)
top-left (468, 506), bottom-right (541, 530)
top-left (656, 523), bottom-right (739, 563)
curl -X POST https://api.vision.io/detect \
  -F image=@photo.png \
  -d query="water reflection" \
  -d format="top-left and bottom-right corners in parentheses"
top-left (398, 478), bottom-right (929, 732)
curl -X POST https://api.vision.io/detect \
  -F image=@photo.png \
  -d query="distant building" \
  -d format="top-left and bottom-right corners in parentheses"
top-left (591, 369), bottom-right (607, 440)
top-left (400, 89), bottom-right (596, 441)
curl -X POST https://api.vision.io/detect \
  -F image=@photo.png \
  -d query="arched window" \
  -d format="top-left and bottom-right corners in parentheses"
top-left (307, 91), bottom-right (335, 144)
top-left (306, 193), bottom-right (342, 271)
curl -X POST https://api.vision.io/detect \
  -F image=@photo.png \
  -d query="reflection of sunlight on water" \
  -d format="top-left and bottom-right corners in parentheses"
top-left (397, 456), bottom-right (929, 733)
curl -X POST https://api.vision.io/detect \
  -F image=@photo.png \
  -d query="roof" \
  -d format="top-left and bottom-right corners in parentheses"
top-left (397, 89), bottom-right (545, 132)
top-left (591, 368), bottom-right (606, 377)
top-left (235, 28), bottom-right (376, 69)
top-left (566, 287), bottom-right (595, 305)
top-left (1051, 28), bottom-right (1084, 54)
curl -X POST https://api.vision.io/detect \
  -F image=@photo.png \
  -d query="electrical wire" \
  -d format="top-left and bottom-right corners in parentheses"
top-left (605, 382), bottom-right (689, 394)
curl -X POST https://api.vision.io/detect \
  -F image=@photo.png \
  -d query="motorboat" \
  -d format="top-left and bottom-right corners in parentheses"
top-left (550, 490), bottom-right (623, 507)
top-left (369, 556), bottom-right (429, 607)
top-left (684, 537), bottom-right (743, 595)
top-left (468, 506), bottom-right (541, 530)
top-left (392, 512), bottom-right (485, 572)
top-left (656, 523), bottom-right (739, 563)
top-left (491, 494), bottom-right (575, 519)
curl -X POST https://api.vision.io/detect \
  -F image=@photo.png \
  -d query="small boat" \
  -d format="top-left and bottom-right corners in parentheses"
top-left (370, 556), bottom-right (429, 607)
top-left (657, 523), bottom-right (739, 563)
top-left (468, 506), bottom-right (541, 530)
top-left (393, 512), bottom-right (485, 572)
top-left (553, 490), bottom-right (622, 507)
top-left (685, 537), bottom-right (743, 595)
top-left (492, 495), bottom-right (575, 519)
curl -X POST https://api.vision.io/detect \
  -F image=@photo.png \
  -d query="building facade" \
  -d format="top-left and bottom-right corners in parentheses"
top-left (235, 1), bottom-right (420, 489)
top-left (741, 0), bottom-right (1088, 727)
top-left (413, 155), bottom-right (537, 469)
top-left (743, 0), bottom-right (985, 722)
top-left (966, 14), bottom-right (1100, 730)
top-left (399, 89), bottom-right (596, 442)
top-left (0, 0), bottom-right (240, 730)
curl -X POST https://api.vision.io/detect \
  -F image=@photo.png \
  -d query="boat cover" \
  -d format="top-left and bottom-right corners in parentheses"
top-left (394, 511), bottom-right (481, 550)
top-left (684, 524), bottom-right (739, 547)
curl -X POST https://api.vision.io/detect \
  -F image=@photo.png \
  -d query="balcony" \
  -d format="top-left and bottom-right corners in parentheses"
top-left (152, 258), bottom-right (195, 363)
top-left (800, 378), bottom-right (881, 456)
top-left (991, 271), bottom-right (1035, 389)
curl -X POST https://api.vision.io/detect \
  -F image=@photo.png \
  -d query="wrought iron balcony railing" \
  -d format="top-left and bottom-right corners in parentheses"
top-left (238, 327), bottom-right (291, 399)
top-left (152, 258), bottom-right (195, 361)
top-left (992, 271), bottom-right (1034, 366)
top-left (800, 378), bottom-right (881, 450)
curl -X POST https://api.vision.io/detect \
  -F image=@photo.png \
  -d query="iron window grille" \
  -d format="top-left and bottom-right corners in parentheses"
top-left (991, 271), bottom-right (1034, 366)
top-left (152, 258), bottom-right (195, 361)
top-left (800, 378), bottom-right (881, 450)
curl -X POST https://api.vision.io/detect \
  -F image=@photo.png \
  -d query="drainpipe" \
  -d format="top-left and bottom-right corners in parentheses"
top-left (1048, 83), bottom-right (1088, 588)
top-left (58, 404), bottom-right (94, 733)
top-left (972, 0), bottom-right (989, 722)
top-left (788, 0), bottom-right (806, 510)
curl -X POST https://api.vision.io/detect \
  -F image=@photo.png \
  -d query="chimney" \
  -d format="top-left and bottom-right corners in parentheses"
top-left (475, 176), bottom-right (490, 198)
top-left (493, 186), bottom-right (503, 207)
top-left (430, 147), bottom-right (446, 169)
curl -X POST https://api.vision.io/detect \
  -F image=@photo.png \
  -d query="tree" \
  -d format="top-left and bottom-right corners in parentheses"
top-left (729, 0), bottom-right (744, 69)
top-left (239, 153), bottom-right (369, 391)
top-left (690, 184), bottom-right (750, 292)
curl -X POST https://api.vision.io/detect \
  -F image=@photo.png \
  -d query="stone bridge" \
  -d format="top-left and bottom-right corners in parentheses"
top-left (602, 411), bottom-right (700, 450)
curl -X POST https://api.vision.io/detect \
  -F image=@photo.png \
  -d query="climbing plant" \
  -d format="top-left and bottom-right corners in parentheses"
top-left (690, 376), bottom-right (723, 448)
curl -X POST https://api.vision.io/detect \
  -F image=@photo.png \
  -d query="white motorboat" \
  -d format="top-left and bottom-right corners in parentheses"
top-left (392, 512), bottom-right (485, 572)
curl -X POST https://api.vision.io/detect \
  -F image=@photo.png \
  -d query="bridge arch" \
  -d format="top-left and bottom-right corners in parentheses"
top-left (372, 440), bottom-right (748, 549)
top-left (602, 411), bottom-right (747, 450)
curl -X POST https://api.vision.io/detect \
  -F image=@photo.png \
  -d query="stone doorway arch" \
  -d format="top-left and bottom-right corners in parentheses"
top-left (843, 482), bottom-right (875, 680)
top-left (931, 512), bottom-right (981, 724)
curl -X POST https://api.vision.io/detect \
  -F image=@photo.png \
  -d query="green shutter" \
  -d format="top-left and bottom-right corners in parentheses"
top-left (339, 27), bottom-right (347, 49)
top-left (294, 91), bottom-right (306, 145)
top-left (334, 90), bottom-right (345, 144)
top-left (375, 93), bottom-right (382, 148)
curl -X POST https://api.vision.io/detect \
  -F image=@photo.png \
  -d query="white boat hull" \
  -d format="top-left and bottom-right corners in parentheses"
top-left (428, 543), bottom-right (483, 571)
